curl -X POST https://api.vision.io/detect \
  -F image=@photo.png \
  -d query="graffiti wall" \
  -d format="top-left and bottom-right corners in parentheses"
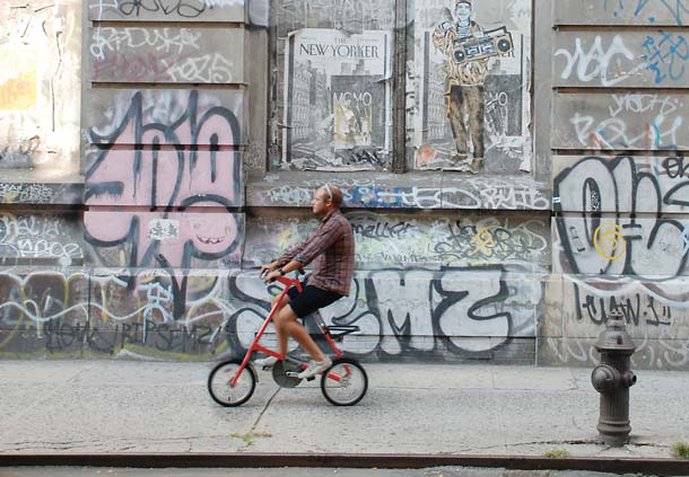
top-left (0, 268), bottom-right (542, 363)
top-left (0, 0), bottom-right (258, 362)
top-left (0, 269), bottom-right (230, 357)
top-left (244, 209), bottom-right (549, 270)
top-left (553, 155), bottom-right (689, 277)
top-left (3, 0), bottom-right (689, 371)
top-left (0, 213), bottom-right (83, 267)
top-left (248, 174), bottom-right (549, 210)
top-left (0, 203), bottom-right (547, 362)
top-left (83, 89), bottom-right (245, 269)
top-left (543, 0), bottom-right (689, 369)
top-left (84, 0), bottom-right (249, 276)
top-left (67, 0), bottom-right (248, 357)
top-left (542, 275), bottom-right (689, 369)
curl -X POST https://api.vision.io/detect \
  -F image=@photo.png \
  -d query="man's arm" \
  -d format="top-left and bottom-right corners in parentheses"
top-left (278, 241), bottom-right (307, 265)
top-left (261, 218), bottom-right (345, 282)
top-left (262, 257), bottom-right (304, 283)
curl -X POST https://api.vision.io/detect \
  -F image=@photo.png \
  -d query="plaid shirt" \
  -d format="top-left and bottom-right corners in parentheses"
top-left (278, 210), bottom-right (355, 296)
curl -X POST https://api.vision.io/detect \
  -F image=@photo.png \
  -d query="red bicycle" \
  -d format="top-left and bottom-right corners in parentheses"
top-left (207, 275), bottom-right (368, 406)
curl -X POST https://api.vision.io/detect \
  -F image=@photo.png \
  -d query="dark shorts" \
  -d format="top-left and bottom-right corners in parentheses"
top-left (287, 283), bottom-right (343, 318)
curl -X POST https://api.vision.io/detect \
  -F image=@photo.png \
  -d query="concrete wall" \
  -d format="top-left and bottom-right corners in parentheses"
top-left (541, 1), bottom-right (689, 370)
top-left (0, 0), bottom-right (688, 370)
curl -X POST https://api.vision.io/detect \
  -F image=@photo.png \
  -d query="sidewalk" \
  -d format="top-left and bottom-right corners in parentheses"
top-left (1, 360), bottom-right (688, 460)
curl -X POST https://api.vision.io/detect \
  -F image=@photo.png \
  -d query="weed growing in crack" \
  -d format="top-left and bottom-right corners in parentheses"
top-left (671, 441), bottom-right (689, 459)
top-left (544, 449), bottom-right (570, 458)
top-left (229, 430), bottom-right (272, 450)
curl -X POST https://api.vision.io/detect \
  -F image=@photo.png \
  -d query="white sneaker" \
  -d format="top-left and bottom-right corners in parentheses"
top-left (297, 357), bottom-right (332, 379)
top-left (254, 355), bottom-right (279, 368)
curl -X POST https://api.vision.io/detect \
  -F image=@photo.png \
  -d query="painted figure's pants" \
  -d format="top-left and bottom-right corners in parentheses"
top-left (446, 84), bottom-right (484, 158)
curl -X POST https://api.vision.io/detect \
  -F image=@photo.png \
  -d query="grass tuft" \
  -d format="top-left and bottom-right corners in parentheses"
top-left (544, 449), bottom-right (570, 458)
top-left (230, 430), bottom-right (272, 449)
top-left (671, 441), bottom-right (689, 459)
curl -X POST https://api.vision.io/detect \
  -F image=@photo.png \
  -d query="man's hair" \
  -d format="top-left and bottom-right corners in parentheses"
top-left (323, 183), bottom-right (344, 208)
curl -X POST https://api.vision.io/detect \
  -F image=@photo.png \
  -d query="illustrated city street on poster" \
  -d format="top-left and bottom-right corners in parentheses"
top-left (282, 28), bottom-right (392, 171)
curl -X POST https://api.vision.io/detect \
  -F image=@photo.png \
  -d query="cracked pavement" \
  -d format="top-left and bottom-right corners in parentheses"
top-left (1, 360), bottom-right (688, 459)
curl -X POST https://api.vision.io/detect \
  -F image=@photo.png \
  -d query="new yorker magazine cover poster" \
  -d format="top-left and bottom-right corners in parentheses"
top-left (282, 28), bottom-right (392, 171)
top-left (411, 0), bottom-right (531, 174)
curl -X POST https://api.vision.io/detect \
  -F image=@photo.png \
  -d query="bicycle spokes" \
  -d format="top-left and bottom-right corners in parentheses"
top-left (320, 358), bottom-right (368, 406)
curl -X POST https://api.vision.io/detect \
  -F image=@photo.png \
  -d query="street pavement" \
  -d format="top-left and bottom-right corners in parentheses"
top-left (1, 359), bottom-right (689, 474)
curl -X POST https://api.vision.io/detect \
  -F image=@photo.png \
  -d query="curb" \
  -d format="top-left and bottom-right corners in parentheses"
top-left (1, 453), bottom-right (688, 475)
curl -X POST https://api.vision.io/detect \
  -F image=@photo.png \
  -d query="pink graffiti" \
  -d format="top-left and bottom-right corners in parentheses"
top-left (92, 51), bottom-right (178, 82)
top-left (84, 210), bottom-right (241, 265)
top-left (85, 91), bottom-right (242, 268)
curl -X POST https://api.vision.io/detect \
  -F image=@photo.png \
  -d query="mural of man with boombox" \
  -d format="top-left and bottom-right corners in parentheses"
top-left (432, 0), bottom-right (492, 174)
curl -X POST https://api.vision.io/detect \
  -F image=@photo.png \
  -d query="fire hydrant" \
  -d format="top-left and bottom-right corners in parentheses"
top-left (591, 310), bottom-right (637, 447)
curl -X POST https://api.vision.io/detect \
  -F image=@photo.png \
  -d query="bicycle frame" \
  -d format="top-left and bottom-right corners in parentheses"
top-left (229, 275), bottom-right (346, 387)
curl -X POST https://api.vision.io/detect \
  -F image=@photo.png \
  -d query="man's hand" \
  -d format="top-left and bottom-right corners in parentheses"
top-left (263, 270), bottom-right (282, 284)
top-left (260, 261), bottom-right (278, 277)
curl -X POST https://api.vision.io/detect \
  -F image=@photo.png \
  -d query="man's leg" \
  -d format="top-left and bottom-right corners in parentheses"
top-left (255, 296), bottom-right (290, 366)
top-left (273, 303), bottom-right (327, 361)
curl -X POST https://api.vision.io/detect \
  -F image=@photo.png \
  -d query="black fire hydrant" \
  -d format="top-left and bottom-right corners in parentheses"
top-left (590, 310), bottom-right (637, 447)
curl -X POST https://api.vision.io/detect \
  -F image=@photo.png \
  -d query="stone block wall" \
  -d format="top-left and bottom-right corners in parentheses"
top-left (541, 1), bottom-right (689, 369)
top-left (1, 0), bottom-right (688, 370)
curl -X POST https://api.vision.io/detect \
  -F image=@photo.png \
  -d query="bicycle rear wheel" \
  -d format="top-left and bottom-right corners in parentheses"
top-left (320, 358), bottom-right (368, 406)
top-left (207, 359), bottom-right (256, 407)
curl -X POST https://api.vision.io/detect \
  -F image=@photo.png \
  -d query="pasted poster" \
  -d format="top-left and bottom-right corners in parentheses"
top-left (0, 0), bottom-right (81, 170)
top-left (412, 0), bottom-right (531, 174)
top-left (331, 75), bottom-right (385, 149)
top-left (282, 28), bottom-right (392, 171)
top-left (0, 48), bottom-right (37, 111)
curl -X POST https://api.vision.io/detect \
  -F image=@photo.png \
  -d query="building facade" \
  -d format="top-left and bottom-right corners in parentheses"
top-left (0, 0), bottom-right (687, 370)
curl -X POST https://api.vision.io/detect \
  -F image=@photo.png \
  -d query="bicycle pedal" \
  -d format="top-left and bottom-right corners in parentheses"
top-left (306, 376), bottom-right (316, 381)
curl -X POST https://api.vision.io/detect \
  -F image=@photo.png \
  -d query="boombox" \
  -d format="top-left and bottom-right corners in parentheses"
top-left (452, 26), bottom-right (513, 64)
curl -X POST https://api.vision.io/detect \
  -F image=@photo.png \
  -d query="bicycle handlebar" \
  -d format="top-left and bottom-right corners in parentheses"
top-left (259, 268), bottom-right (303, 293)
top-left (274, 275), bottom-right (303, 292)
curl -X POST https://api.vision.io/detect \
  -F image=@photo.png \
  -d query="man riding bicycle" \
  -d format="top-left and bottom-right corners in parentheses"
top-left (259, 183), bottom-right (355, 379)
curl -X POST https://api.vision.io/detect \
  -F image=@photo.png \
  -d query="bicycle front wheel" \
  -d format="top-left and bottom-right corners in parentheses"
top-left (320, 358), bottom-right (368, 406)
top-left (207, 360), bottom-right (256, 407)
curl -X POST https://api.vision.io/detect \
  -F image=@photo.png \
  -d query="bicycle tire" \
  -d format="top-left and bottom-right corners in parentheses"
top-left (320, 358), bottom-right (368, 406)
top-left (207, 359), bottom-right (256, 407)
